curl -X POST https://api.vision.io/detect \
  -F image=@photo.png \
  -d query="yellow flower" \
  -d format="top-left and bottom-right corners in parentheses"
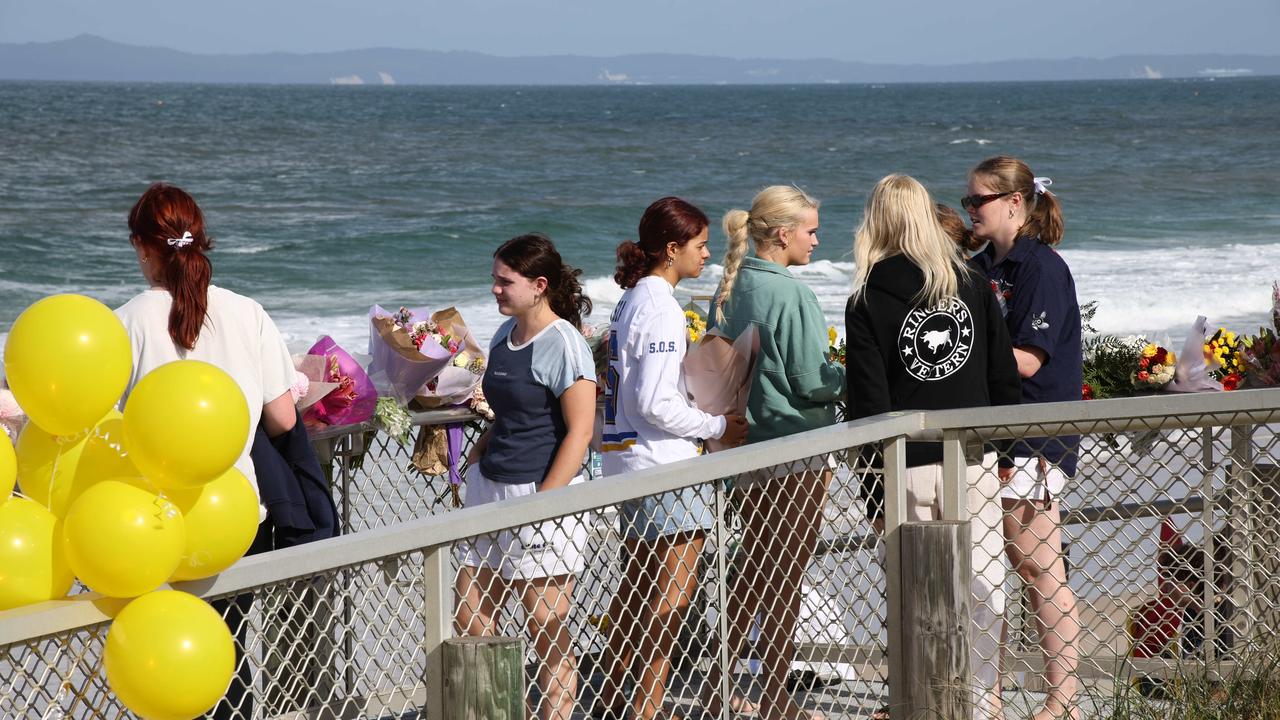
top-left (1142, 344), bottom-right (1158, 358)
top-left (828, 326), bottom-right (838, 347)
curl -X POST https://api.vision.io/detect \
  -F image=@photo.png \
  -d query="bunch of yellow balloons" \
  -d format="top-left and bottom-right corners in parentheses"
top-left (1, 294), bottom-right (260, 719)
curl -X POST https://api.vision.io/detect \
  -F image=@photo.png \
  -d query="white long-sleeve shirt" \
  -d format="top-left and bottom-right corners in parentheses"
top-left (601, 276), bottom-right (726, 475)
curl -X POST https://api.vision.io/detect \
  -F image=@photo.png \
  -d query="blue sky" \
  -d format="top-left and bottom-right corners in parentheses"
top-left (1, 0), bottom-right (1277, 64)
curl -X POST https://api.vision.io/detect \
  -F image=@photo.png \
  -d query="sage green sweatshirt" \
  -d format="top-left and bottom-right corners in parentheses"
top-left (709, 256), bottom-right (846, 443)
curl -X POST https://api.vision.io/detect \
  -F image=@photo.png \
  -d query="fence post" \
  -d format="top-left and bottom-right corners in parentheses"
top-left (424, 543), bottom-right (452, 719)
top-left (883, 436), bottom-right (908, 717)
top-left (900, 521), bottom-right (973, 720)
top-left (442, 636), bottom-right (525, 719)
top-left (940, 431), bottom-right (968, 523)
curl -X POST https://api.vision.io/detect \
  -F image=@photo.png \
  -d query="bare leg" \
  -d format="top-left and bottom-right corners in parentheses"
top-left (521, 575), bottom-right (579, 720)
top-left (601, 539), bottom-right (652, 715)
top-left (752, 469), bottom-right (831, 720)
top-left (630, 532), bottom-right (706, 720)
top-left (454, 564), bottom-right (504, 637)
top-left (702, 482), bottom-right (770, 717)
top-left (1003, 499), bottom-right (1080, 720)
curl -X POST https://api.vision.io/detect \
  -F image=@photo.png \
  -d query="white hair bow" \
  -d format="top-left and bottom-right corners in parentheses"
top-left (1033, 177), bottom-right (1053, 195)
top-left (166, 231), bottom-right (194, 248)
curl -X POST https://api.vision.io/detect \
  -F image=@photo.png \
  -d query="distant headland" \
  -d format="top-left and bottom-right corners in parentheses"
top-left (1, 34), bottom-right (1277, 85)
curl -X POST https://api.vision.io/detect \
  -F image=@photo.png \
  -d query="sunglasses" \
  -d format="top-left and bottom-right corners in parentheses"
top-left (960, 191), bottom-right (1012, 211)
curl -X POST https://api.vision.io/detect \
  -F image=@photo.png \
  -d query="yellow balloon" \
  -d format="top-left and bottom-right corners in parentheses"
top-left (123, 360), bottom-right (249, 490)
top-left (3, 294), bottom-right (132, 437)
top-left (62, 479), bottom-right (185, 598)
top-left (0, 496), bottom-right (75, 610)
top-left (0, 431), bottom-right (15, 503)
top-left (105, 590), bottom-right (235, 720)
top-left (168, 469), bottom-right (259, 581)
top-left (16, 409), bottom-right (139, 516)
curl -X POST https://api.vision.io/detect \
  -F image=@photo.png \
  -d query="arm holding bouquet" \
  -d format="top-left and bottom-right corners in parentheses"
top-left (625, 308), bottom-right (738, 444)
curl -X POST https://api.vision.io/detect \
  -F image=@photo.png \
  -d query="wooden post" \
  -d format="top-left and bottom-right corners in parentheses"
top-left (899, 521), bottom-right (972, 720)
top-left (442, 636), bottom-right (526, 720)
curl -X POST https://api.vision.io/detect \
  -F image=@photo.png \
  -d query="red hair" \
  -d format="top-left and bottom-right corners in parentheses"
top-left (127, 183), bottom-right (214, 351)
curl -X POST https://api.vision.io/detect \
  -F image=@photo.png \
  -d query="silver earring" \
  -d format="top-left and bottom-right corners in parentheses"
top-left (1008, 209), bottom-right (1014, 219)
top-left (667, 258), bottom-right (673, 268)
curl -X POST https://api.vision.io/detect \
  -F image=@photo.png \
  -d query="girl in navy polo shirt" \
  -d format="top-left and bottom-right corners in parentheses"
top-left (456, 233), bottom-right (596, 720)
top-left (966, 155), bottom-right (1082, 720)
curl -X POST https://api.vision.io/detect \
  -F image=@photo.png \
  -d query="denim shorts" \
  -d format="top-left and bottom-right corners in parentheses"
top-left (618, 484), bottom-right (714, 544)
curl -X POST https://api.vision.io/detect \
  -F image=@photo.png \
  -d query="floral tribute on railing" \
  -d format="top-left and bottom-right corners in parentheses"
top-left (1081, 283), bottom-right (1280, 399)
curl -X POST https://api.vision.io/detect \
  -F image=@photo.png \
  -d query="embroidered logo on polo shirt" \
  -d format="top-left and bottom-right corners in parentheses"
top-left (899, 297), bottom-right (975, 381)
top-left (1031, 311), bottom-right (1050, 331)
top-left (990, 279), bottom-right (1013, 317)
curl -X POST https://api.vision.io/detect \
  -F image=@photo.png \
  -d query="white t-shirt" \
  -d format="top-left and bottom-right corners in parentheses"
top-left (601, 276), bottom-right (725, 475)
top-left (115, 285), bottom-right (295, 509)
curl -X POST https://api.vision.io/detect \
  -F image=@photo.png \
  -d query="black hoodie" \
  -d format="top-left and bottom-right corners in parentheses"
top-left (845, 254), bottom-right (1021, 467)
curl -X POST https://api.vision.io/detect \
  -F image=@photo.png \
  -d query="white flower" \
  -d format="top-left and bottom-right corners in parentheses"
top-left (452, 352), bottom-right (472, 368)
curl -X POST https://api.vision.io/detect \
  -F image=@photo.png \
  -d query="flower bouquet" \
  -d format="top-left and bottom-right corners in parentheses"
top-left (414, 307), bottom-right (487, 409)
top-left (582, 322), bottom-right (610, 387)
top-left (1082, 334), bottom-right (1145, 399)
top-left (683, 325), bottom-right (760, 452)
top-left (1205, 327), bottom-right (1245, 391)
top-left (301, 336), bottom-right (377, 428)
top-left (685, 310), bottom-right (707, 345)
top-left (1131, 342), bottom-right (1176, 390)
top-left (1166, 316), bottom-right (1223, 393)
top-left (367, 305), bottom-right (462, 405)
top-left (0, 387), bottom-right (25, 442)
top-left (1237, 283), bottom-right (1280, 389)
top-left (827, 326), bottom-right (846, 366)
top-left (291, 355), bottom-right (340, 411)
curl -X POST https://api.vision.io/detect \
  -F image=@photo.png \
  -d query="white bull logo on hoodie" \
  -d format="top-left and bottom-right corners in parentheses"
top-left (921, 328), bottom-right (953, 353)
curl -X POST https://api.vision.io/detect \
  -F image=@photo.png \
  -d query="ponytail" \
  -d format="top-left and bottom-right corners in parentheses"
top-left (550, 264), bottom-right (592, 332)
top-left (614, 240), bottom-right (651, 289)
top-left (494, 232), bottom-right (592, 331)
top-left (1023, 190), bottom-right (1064, 247)
top-left (163, 249), bottom-right (213, 351)
top-left (717, 209), bottom-right (751, 315)
top-left (127, 183), bottom-right (214, 351)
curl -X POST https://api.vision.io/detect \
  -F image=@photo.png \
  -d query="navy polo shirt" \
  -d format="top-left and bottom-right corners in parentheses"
top-left (971, 237), bottom-right (1083, 475)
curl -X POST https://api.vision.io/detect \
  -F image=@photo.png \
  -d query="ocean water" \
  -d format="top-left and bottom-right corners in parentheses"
top-left (0, 78), bottom-right (1278, 356)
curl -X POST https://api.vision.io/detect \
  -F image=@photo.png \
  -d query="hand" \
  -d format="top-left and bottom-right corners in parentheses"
top-left (720, 414), bottom-right (749, 448)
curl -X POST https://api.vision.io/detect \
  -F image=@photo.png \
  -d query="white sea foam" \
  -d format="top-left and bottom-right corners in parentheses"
top-left (8, 243), bottom-right (1271, 377)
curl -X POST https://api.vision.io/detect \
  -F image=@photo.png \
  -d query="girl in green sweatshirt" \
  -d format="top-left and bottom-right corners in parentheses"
top-left (705, 185), bottom-right (844, 720)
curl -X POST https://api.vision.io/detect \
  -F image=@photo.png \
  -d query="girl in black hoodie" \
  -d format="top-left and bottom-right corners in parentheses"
top-left (845, 174), bottom-right (1020, 718)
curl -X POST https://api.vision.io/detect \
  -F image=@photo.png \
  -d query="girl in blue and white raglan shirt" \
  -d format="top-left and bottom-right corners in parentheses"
top-left (456, 233), bottom-right (596, 720)
top-left (596, 197), bottom-right (748, 720)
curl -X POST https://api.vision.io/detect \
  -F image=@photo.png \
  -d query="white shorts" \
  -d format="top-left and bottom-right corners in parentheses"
top-left (999, 455), bottom-right (1068, 502)
top-left (456, 466), bottom-right (588, 581)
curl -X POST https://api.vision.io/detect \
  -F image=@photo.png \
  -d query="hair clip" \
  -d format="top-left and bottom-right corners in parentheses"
top-left (1032, 177), bottom-right (1053, 196)
top-left (166, 231), bottom-right (194, 248)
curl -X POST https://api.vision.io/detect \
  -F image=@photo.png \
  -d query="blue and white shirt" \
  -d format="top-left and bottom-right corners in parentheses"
top-left (479, 318), bottom-right (595, 485)
top-left (602, 276), bottom-right (725, 475)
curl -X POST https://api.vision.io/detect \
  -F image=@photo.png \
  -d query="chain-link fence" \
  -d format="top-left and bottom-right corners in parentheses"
top-left (3, 390), bottom-right (1280, 719)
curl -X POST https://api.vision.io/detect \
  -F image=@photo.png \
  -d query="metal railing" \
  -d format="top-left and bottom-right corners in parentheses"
top-left (3, 389), bottom-right (1280, 718)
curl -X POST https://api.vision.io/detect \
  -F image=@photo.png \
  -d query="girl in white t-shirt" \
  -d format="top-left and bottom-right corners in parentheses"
top-left (115, 183), bottom-right (298, 505)
top-left (114, 183), bottom-right (300, 720)
top-left (597, 197), bottom-right (748, 720)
